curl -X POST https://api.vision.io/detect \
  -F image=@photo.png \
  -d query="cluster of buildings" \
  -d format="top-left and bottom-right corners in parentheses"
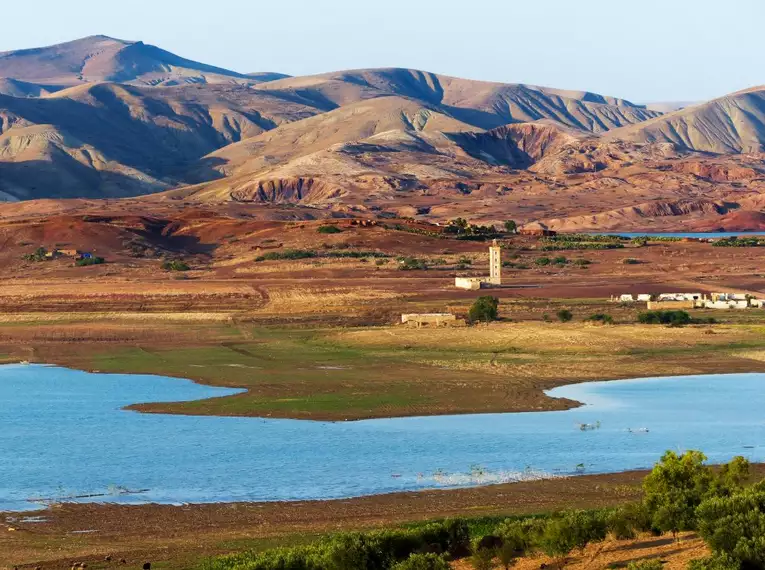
top-left (614, 292), bottom-right (765, 310)
top-left (45, 248), bottom-right (94, 261)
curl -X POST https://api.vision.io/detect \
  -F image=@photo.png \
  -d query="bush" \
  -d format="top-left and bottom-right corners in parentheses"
top-left (469, 296), bottom-right (499, 323)
top-left (574, 259), bottom-right (591, 267)
top-left (470, 547), bottom-right (495, 570)
top-left (535, 256), bottom-right (551, 266)
top-left (687, 554), bottom-right (740, 570)
top-left (588, 313), bottom-right (614, 324)
top-left (203, 519), bottom-right (471, 570)
top-left (607, 502), bottom-right (655, 540)
top-left (637, 310), bottom-right (691, 326)
top-left (556, 309), bottom-right (573, 323)
top-left (552, 256), bottom-right (568, 265)
top-left (162, 260), bottom-right (190, 272)
top-left (398, 257), bottom-right (427, 271)
top-left (317, 225), bottom-right (343, 234)
top-left (623, 258), bottom-right (641, 265)
top-left (75, 256), bottom-right (105, 266)
top-left (391, 553), bottom-right (450, 570)
top-left (255, 249), bottom-right (317, 262)
top-left (540, 510), bottom-right (607, 559)
top-left (23, 247), bottom-right (48, 262)
top-left (495, 518), bottom-right (546, 555)
top-left (696, 488), bottom-right (765, 569)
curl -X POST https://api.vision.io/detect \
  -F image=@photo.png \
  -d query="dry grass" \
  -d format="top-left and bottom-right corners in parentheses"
top-left (255, 287), bottom-right (401, 314)
top-left (332, 322), bottom-right (752, 354)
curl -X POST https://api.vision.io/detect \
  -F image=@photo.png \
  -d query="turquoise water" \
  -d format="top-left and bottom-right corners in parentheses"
top-left (603, 231), bottom-right (765, 239)
top-left (2, 365), bottom-right (765, 512)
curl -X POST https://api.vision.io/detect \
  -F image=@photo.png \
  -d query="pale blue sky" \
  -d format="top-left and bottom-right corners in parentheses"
top-left (2, 0), bottom-right (761, 103)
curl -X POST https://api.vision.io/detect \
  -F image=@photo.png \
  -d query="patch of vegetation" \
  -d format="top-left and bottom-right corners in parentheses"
top-left (556, 309), bottom-right (573, 323)
top-left (588, 313), bottom-right (614, 324)
top-left (712, 237), bottom-right (765, 247)
top-left (204, 451), bottom-right (758, 570)
top-left (573, 259), bottom-right (591, 267)
top-left (317, 225), bottom-right (343, 234)
top-left (75, 256), bottom-right (105, 267)
top-left (535, 256), bottom-right (551, 266)
top-left (622, 258), bottom-right (641, 265)
top-left (638, 310), bottom-right (691, 326)
top-left (552, 256), bottom-right (568, 265)
top-left (202, 519), bottom-right (470, 570)
top-left (325, 251), bottom-right (390, 259)
top-left (444, 218), bottom-right (500, 240)
top-left (23, 246), bottom-right (49, 262)
top-left (162, 260), bottom-right (191, 272)
top-left (469, 296), bottom-right (499, 323)
top-left (503, 220), bottom-right (517, 234)
top-left (398, 257), bottom-right (428, 271)
top-left (255, 249), bottom-right (318, 262)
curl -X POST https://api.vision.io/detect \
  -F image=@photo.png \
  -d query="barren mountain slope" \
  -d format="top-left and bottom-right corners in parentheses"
top-left (257, 68), bottom-right (662, 132)
top-left (0, 35), bottom-right (255, 87)
top-left (607, 88), bottom-right (765, 153)
top-left (198, 96), bottom-right (481, 178)
top-left (0, 83), bottom-right (327, 200)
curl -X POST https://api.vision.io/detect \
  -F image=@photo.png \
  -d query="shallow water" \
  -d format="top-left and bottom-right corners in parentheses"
top-left (2, 365), bottom-right (764, 512)
top-left (602, 231), bottom-right (765, 238)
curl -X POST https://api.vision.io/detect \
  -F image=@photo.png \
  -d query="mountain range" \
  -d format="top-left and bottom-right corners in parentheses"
top-left (1, 35), bottom-right (765, 231)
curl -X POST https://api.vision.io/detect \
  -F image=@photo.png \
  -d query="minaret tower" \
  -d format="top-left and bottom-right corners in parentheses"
top-left (489, 239), bottom-right (501, 285)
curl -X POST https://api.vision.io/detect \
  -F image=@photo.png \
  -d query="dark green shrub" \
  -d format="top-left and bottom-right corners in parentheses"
top-left (75, 256), bottom-right (105, 266)
top-left (469, 296), bottom-right (499, 323)
top-left (318, 225), bottom-right (343, 234)
top-left (535, 257), bottom-right (551, 266)
top-left (540, 510), bottom-right (607, 559)
top-left (588, 313), bottom-right (614, 325)
top-left (503, 220), bottom-right (517, 234)
top-left (574, 259), bottom-right (591, 266)
top-left (398, 257), bottom-right (427, 271)
top-left (623, 258), bottom-right (641, 265)
top-left (162, 260), bottom-right (190, 272)
top-left (687, 554), bottom-right (740, 570)
top-left (470, 546), bottom-right (495, 570)
top-left (696, 488), bottom-right (765, 569)
top-left (255, 249), bottom-right (317, 262)
top-left (637, 310), bottom-right (691, 326)
top-left (23, 247), bottom-right (48, 262)
top-left (391, 553), bottom-right (450, 570)
top-left (556, 309), bottom-right (573, 323)
top-left (495, 518), bottom-right (546, 555)
top-left (552, 256), bottom-right (568, 265)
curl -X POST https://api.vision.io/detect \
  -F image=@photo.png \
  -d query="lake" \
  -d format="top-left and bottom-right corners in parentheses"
top-left (2, 365), bottom-right (764, 512)
top-left (602, 231), bottom-right (765, 239)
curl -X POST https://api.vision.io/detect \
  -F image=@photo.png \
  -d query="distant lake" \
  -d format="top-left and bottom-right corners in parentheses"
top-left (2, 365), bottom-right (765, 512)
top-left (600, 232), bottom-right (765, 239)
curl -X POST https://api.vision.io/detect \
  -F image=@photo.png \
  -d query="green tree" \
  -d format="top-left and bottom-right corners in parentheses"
top-left (504, 220), bottom-right (517, 234)
top-left (696, 487), bottom-right (765, 569)
top-left (556, 309), bottom-right (573, 323)
top-left (643, 450), bottom-right (713, 536)
top-left (469, 296), bottom-right (499, 323)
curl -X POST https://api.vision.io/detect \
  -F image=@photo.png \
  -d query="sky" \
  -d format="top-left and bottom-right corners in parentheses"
top-left (1, 0), bottom-right (762, 103)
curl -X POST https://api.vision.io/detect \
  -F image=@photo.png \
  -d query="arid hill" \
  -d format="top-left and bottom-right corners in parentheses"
top-left (607, 87), bottom-right (765, 153)
top-left (0, 35), bottom-right (262, 88)
top-left (1, 36), bottom-right (765, 232)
